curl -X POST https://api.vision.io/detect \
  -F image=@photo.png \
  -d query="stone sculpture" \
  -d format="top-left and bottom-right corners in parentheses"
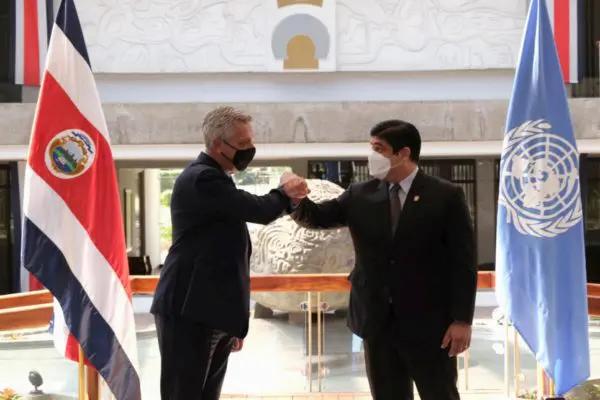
top-left (249, 179), bottom-right (355, 313)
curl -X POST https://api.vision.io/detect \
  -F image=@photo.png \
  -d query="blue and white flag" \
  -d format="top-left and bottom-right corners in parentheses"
top-left (495, 0), bottom-right (590, 395)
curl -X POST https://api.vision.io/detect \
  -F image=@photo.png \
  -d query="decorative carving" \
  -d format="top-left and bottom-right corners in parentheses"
top-left (334, 0), bottom-right (526, 70)
top-left (76, 0), bottom-right (525, 73)
top-left (249, 179), bottom-right (354, 312)
top-left (268, 8), bottom-right (335, 72)
top-left (278, 0), bottom-right (324, 7)
top-left (79, 0), bottom-right (268, 72)
top-left (284, 35), bottom-right (319, 69)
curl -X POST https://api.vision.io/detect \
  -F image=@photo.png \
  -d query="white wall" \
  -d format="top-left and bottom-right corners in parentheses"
top-left (63, 0), bottom-right (523, 103)
top-left (95, 69), bottom-right (516, 103)
top-left (76, 0), bottom-right (526, 73)
top-left (143, 169), bottom-right (161, 269)
top-left (117, 169), bottom-right (142, 257)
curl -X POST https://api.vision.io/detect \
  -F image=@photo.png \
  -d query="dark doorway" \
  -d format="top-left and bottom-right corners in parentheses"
top-left (571, 0), bottom-right (600, 97)
top-left (0, 165), bottom-right (12, 295)
top-left (0, 0), bottom-right (21, 102)
top-left (581, 157), bottom-right (600, 283)
top-left (0, 0), bottom-right (10, 83)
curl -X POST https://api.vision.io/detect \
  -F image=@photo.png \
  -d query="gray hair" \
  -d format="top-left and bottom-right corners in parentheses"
top-left (202, 106), bottom-right (253, 149)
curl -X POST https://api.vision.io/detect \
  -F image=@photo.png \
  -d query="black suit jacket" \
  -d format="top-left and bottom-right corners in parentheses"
top-left (292, 170), bottom-right (477, 345)
top-left (150, 153), bottom-right (291, 339)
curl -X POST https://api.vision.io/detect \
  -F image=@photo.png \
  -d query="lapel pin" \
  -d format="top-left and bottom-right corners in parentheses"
top-left (413, 195), bottom-right (420, 202)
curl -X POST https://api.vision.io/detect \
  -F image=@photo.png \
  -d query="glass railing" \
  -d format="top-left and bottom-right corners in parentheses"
top-left (0, 274), bottom-right (599, 399)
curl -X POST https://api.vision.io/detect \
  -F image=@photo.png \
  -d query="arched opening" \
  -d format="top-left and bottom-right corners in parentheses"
top-left (284, 35), bottom-right (318, 70)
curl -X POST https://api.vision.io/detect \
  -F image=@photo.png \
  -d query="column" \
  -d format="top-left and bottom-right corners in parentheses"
top-left (143, 169), bottom-right (161, 271)
top-left (17, 161), bottom-right (27, 292)
top-left (476, 158), bottom-right (496, 266)
top-left (288, 159), bottom-right (309, 177)
top-left (17, 161), bottom-right (25, 209)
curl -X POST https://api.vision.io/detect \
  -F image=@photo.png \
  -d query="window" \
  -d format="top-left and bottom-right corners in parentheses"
top-left (308, 158), bottom-right (477, 226)
top-left (307, 161), bottom-right (357, 188)
top-left (584, 158), bottom-right (600, 237)
top-left (420, 159), bottom-right (477, 226)
top-left (580, 157), bottom-right (600, 282)
top-left (158, 166), bottom-right (292, 263)
top-left (0, 165), bottom-right (11, 294)
top-left (570, 0), bottom-right (600, 98)
top-left (0, 1), bottom-right (9, 83)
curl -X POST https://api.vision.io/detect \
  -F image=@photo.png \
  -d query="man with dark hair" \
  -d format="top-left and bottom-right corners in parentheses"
top-left (290, 120), bottom-right (477, 400)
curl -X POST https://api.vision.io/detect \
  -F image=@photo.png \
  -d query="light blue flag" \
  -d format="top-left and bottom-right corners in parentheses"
top-left (495, 0), bottom-right (590, 395)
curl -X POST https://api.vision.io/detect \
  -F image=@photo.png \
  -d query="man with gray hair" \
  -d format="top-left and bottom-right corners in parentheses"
top-left (151, 106), bottom-right (309, 399)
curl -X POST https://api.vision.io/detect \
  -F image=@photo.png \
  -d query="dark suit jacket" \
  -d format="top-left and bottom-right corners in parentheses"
top-left (292, 170), bottom-right (477, 345)
top-left (150, 153), bottom-right (290, 339)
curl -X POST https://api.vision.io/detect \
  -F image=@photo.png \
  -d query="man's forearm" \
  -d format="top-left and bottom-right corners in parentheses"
top-left (289, 197), bottom-right (347, 230)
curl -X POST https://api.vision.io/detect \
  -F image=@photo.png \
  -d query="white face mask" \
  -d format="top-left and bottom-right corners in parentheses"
top-left (368, 151), bottom-right (391, 180)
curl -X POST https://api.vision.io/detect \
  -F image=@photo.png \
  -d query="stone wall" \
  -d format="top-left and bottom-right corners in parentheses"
top-left (75, 0), bottom-right (526, 73)
top-left (1, 99), bottom-right (600, 146)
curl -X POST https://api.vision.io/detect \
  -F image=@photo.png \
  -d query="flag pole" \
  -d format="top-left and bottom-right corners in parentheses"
top-left (504, 319), bottom-right (510, 396)
top-left (86, 366), bottom-right (100, 400)
top-left (548, 378), bottom-right (556, 397)
top-left (513, 327), bottom-right (520, 397)
top-left (78, 344), bottom-right (86, 400)
top-left (537, 363), bottom-right (545, 397)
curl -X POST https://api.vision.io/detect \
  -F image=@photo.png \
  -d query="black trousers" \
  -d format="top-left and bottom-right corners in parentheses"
top-left (363, 315), bottom-right (460, 400)
top-left (154, 314), bottom-right (235, 400)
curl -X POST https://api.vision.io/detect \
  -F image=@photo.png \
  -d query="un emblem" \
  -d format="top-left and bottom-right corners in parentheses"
top-left (498, 120), bottom-right (582, 238)
top-left (44, 129), bottom-right (96, 179)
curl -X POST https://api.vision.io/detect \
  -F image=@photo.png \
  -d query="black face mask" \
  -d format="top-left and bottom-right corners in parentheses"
top-left (222, 140), bottom-right (256, 171)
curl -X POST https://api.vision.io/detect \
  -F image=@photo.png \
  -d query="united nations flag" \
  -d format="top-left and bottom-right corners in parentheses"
top-left (495, 0), bottom-right (590, 395)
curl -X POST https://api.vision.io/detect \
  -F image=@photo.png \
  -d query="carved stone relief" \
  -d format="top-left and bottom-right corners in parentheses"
top-left (6, 99), bottom-right (600, 147)
top-left (76, 0), bottom-right (527, 73)
top-left (264, 0), bottom-right (337, 71)
top-left (336, 0), bottom-right (527, 70)
top-left (78, 0), bottom-right (268, 72)
top-left (249, 179), bottom-right (354, 312)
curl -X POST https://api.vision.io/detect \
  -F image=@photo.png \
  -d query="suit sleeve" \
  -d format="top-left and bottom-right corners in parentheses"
top-left (290, 185), bottom-right (351, 229)
top-left (444, 186), bottom-right (478, 325)
top-left (196, 170), bottom-right (290, 225)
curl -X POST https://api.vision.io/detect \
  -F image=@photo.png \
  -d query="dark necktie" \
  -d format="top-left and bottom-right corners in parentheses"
top-left (390, 184), bottom-right (402, 235)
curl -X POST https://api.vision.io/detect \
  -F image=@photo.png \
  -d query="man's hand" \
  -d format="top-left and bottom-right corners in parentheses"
top-left (280, 172), bottom-right (310, 199)
top-left (231, 338), bottom-right (243, 353)
top-left (441, 321), bottom-right (472, 357)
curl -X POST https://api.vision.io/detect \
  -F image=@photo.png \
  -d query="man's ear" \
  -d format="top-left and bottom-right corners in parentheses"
top-left (212, 137), bottom-right (223, 153)
top-left (400, 147), bottom-right (411, 160)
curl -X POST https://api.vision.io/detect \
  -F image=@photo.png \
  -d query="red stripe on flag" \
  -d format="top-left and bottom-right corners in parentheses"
top-left (65, 333), bottom-right (94, 365)
top-left (554, 0), bottom-right (570, 81)
top-left (29, 274), bottom-right (44, 291)
top-left (65, 333), bottom-right (79, 361)
top-left (23, 0), bottom-right (40, 86)
top-left (27, 72), bottom-right (132, 299)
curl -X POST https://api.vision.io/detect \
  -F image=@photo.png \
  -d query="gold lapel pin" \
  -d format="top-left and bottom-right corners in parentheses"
top-left (413, 195), bottom-right (420, 202)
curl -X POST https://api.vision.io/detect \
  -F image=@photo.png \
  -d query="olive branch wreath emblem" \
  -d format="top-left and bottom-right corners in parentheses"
top-left (498, 120), bottom-right (582, 238)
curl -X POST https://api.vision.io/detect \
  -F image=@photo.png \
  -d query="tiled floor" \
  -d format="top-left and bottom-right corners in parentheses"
top-left (221, 396), bottom-right (371, 399)
top-left (218, 394), bottom-right (512, 399)
top-left (2, 296), bottom-right (599, 400)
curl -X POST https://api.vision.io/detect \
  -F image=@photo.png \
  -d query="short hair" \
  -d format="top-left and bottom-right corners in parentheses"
top-left (370, 119), bottom-right (421, 162)
top-left (202, 106), bottom-right (253, 149)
